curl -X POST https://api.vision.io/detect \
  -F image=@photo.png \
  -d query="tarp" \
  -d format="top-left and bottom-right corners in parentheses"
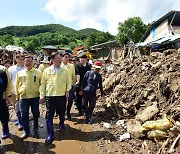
top-left (136, 34), bottom-right (180, 48)
top-left (5, 45), bottom-right (24, 53)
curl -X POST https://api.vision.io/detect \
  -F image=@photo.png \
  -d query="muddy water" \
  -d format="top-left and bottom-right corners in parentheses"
top-left (0, 105), bottom-right (101, 154)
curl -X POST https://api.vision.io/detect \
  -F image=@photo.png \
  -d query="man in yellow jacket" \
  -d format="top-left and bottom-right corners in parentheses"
top-left (38, 60), bottom-right (50, 73)
top-left (40, 52), bottom-right (71, 144)
top-left (61, 52), bottom-right (76, 120)
top-left (15, 55), bottom-right (41, 139)
top-left (0, 65), bottom-right (11, 140)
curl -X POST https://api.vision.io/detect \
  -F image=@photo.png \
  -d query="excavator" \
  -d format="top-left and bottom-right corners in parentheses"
top-left (73, 46), bottom-right (94, 59)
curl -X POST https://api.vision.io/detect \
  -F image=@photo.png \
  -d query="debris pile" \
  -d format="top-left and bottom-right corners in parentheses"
top-left (0, 49), bottom-right (13, 64)
top-left (95, 48), bottom-right (180, 153)
top-left (101, 49), bottom-right (180, 121)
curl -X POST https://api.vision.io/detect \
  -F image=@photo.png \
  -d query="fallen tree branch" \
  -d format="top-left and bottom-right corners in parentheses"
top-left (168, 117), bottom-right (180, 132)
top-left (168, 134), bottom-right (180, 153)
top-left (157, 138), bottom-right (170, 154)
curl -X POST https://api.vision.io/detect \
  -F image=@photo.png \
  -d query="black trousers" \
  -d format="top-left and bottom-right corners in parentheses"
top-left (82, 92), bottom-right (96, 118)
top-left (66, 88), bottom-right (75, 114)
top-left (0, 98), bottom-right (9, 123)
top-left (19, 97), bottom-right (40, 121)
top-left (76, 85), bottom-right (87, 114)
top-left (46, 96), bottom-right (66, 124)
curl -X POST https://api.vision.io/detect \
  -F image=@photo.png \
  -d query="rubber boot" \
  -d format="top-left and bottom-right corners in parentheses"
top-left (85, 116), bottom-right (91, 124)
top-left (59, 123), bottom-right (65, 131)
top-left (45, 119), bottom-right (54, 144)
top-left (59, 116), bottom-right (65, 131)
top-left (66, 101), bottom-right (73, 121)
top-left (67, 112), bottom-right (71, 121)
top-left (21, 118), bottom-right (30, 139)
top-left (1, 122), bottom-right (9, 139)
top-left (33, 117), bottom-right (38, 130)
top-left (85, 112), bottom-right (91, 124)
top-left (17, 112), bottom-right (23, 131)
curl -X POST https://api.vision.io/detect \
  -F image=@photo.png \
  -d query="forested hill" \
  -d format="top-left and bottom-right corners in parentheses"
top-left (78, 28), bottom-right (101, 35)
top-left (0, 24), bottom-right (114, 51)
top-left (0, 24), bottom-right (101, 37)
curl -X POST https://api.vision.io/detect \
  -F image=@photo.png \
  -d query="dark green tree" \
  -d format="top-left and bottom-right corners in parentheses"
top-left (84, 34), bottom-right (96, 48)
top-left (58, 35), bottom-right (69, 45)
top-left (116, 17), bottom-right (148, 44)
top-left (24, 37), bottom-right (40, 51)
top-left (0, 34), bottom-right (14, 46)
top-left (69, 42), bottom-right (77, 50)
top-left (95, 32), bottom-right (114, 44)
top-left (0, 24), bottom-right (115, 50)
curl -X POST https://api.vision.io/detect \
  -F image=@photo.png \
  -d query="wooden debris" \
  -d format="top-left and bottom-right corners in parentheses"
top-left (157, 138), bottom-right (170, 154)
top-left (168, 134), bottom-right (180, 153)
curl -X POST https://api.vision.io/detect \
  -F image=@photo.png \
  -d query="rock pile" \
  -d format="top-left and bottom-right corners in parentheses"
top-left (95, 49), bottom-right (180, 153)
top-left (101, 49), bottom-right (180, 121)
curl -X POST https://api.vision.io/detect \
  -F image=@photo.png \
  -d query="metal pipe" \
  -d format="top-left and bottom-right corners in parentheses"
top-left (169, 12), bottom-right (176, 33)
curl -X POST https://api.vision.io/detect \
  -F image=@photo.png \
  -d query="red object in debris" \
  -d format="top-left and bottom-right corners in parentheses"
top-left (73, 46), bottom-right (86, 55)
top-left (94, 61), bottom-right (102, 68)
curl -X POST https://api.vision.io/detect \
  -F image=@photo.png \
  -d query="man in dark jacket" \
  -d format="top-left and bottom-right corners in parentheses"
top-left (80, 61), bottom-right (103, 124)
top-left (75, 53), bottom-right (91, 116)
top-left (0, 65), bottom-right (12, 140)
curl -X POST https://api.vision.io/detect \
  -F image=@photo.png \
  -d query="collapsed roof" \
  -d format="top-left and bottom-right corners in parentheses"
top-left (136, 34), bottom-right (180, 48)
top-left (89, 40), bottom-right (120, 51)
top-left (141, 10), bottom-right (180, 42)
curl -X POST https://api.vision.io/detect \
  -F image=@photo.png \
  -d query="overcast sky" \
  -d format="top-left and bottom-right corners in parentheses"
top-left (0, 0), bottom-right (180, 35)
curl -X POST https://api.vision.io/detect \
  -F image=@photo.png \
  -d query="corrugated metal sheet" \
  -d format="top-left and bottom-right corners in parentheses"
top-left (136, 34), bottom-right (180, 47)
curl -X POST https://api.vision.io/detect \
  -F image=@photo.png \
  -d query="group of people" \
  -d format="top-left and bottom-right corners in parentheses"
top-left (0, 51), bottom-right (103, 144)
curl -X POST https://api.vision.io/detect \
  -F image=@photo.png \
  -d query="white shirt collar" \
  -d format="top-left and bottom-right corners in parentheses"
top-left (52, 65), bottom-right (60, 74)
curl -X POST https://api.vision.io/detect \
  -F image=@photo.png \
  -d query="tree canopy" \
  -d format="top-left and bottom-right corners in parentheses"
top-left (0, 24), bottom-right (114, 51)
top-left (116, 17), bottom-right (148, 45)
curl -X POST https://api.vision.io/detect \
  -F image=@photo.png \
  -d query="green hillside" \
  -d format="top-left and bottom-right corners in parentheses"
top-left (0, 24), bottom-right (115, 51)
top-left (78, 28), bottom-right (101, 35)
top-left (0, 24), bottom-right (77, 37)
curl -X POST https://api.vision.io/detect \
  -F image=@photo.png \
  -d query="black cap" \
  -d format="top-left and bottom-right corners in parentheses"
top-left (62, 52), bottom-right (70, 57)
top-left (71, 56), bottom-right (78, 61)
top-left (78, 52), bottom-right (87, 58)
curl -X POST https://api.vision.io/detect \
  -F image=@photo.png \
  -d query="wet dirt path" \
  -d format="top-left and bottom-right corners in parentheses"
top-left (0, 105), bottom-right (102, 154)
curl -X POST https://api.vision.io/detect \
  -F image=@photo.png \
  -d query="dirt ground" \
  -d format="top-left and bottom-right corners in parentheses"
top-left (0, 99), bottom-right (179, 154)
top-left (0, 104), bottom-right (105, 154)
top-left (0, 49), bottom-right (180, 154)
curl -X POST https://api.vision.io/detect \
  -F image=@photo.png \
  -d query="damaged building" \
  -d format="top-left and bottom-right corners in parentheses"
top-left (89, 40), bottom-right (125, 60)
top-left (137, 10), bottom-right (180, 51)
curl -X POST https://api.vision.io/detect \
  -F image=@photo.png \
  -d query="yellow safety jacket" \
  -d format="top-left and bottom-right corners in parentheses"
top-left (15, 67), bottom-right (41, 99)
top-left (40, 65), bottom-right (71, 97)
